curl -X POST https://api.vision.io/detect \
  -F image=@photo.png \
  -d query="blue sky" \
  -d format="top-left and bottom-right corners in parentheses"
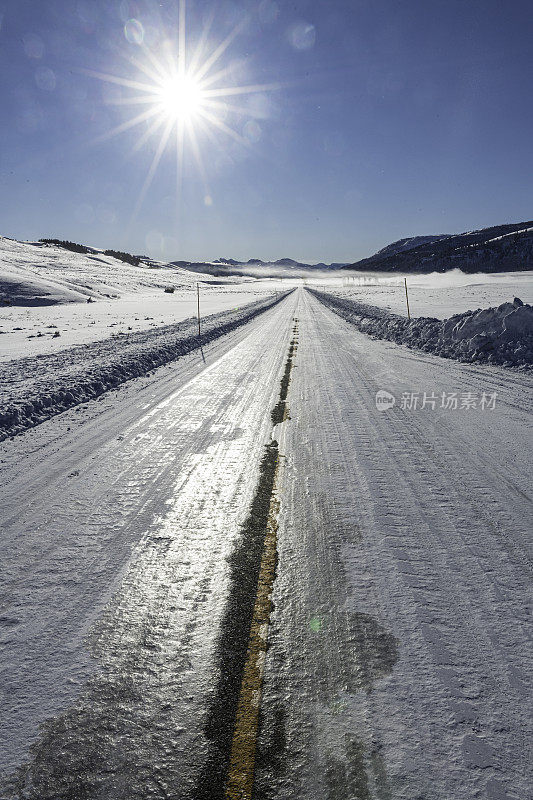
top-left (0, 0), bottom-right (531, 263)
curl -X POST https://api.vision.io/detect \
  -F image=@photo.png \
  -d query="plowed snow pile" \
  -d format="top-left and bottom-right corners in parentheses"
top-left (0, 292), bottom-right (288, 440)
top-left (310, 289), bottom-right (533, 368)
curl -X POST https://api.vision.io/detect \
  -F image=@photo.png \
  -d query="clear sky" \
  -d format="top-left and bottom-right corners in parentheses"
top-left (0, 0), bottom-right (531, 263)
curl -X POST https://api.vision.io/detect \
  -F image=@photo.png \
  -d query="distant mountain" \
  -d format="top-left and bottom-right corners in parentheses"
top-left (169, 220), bottom-right (533, 278)
top-left (342, 221), bottom-right (533, 274)
top-left (170, 260), bottom-right (239, 278)
top-left (169, 257), bottom-right (349, 278)
top-left (374, 235), bottom-right (451, 258)
top-left (273, 258), bottom-right (300, 267)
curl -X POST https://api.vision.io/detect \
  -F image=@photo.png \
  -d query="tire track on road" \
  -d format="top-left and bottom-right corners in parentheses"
top-left (256, 290), bottom-right (532, 800)
top-left (196, 320), bottom-right (299, 800)
top-left (0, 300), bottom-right (300, 799)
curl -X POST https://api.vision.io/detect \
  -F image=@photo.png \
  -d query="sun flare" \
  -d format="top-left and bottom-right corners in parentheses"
top-left (85, 0), bottom-right (281, 223)
top-left (156, 73), bottom-right (205, 121)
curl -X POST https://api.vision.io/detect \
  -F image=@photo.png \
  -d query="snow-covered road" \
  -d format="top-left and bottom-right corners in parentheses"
top-left (258, 290), bottom-right (532, 800)
top-left (0, 292), bottom-right (297, 797)
top-left (1, 288), bottom-right (531, 800)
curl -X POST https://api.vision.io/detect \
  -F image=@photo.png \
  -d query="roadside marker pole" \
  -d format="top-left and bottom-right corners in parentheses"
top-left (404, 277), bottom-right (411, 320)
top-left (197, 282), bottom-right (201, 337)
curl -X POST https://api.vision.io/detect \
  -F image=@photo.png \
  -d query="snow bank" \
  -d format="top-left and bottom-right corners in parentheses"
top-left (309, 289), bottom-right (533, 369)
top-left (0, 292), bottom-right (291, 440)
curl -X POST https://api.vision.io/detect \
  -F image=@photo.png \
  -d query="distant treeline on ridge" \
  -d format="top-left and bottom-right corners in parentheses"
top-left (39, 239), bottom-right (141, 266)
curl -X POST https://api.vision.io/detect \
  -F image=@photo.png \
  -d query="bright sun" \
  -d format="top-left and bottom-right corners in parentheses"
top-left (86, 0), bottom-right (281, 222)
top-left (156, 74), bottom-right (205, 121)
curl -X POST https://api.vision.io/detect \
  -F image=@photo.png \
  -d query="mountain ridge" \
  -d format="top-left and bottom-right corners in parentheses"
top-left (12, 218), bottom-right (532, 279)
top-left (341, 220), bottom-right (533, 274)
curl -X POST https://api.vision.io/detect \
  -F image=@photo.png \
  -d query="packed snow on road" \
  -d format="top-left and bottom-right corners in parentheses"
top-left (0, 243), bottom-right (532, 800)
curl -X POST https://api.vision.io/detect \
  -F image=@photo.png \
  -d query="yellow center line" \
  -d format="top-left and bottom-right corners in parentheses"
top-left (225, 321), bottom-right (298, 799)
top-left (224, 462), bottom-right (280, 800)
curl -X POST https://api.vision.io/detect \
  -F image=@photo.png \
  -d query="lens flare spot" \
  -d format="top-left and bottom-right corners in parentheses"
top-left (244, 120), bottom-right (262, 143)
top-left (124, 18), bottom-right (144, 45)
top-left (146, 229), bottom-right (163, 251)
top-left (35, 66), bottom-right (56, 92)
top-left (309, 616), bottom-right (323, 633)
top-left (23, 33), bottom-right (44, 59)
top-left (288, 22), bottom-right (316, 51)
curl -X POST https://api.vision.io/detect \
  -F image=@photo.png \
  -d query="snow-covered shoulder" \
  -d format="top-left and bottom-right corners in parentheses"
top-left (0, 291), bottom-right (292, 441)
top-left (309, 289), bottom-right (533, 369)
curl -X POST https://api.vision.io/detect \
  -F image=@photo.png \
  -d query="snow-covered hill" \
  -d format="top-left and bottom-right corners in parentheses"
top-left (344, 220), bottom-right (533, 274)
top-left (172, 219), bottom-right (533, 278)
top-left (374, 234), bottom-right (451, 258)
top-left (0, 236), bottom-right (288, 362)
top-left (0, 236), bottom-right (243, 307)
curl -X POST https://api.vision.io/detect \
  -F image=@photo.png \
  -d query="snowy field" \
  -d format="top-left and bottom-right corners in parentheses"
top-left (305, 269), bottom-right (533, 319)
top-left (1, 288), bottom-right (531, 800)
top-left (0, 237), bottom-right (293, 362)
top-left (3, 237), bottom-right (532, 365)
top-left (0, 292), bottom-right (290, 440)
top-left (0, 287), bottom-right (292, 362)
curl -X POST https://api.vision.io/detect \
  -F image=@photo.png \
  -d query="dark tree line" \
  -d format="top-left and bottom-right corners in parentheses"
top-left (103, 249), bottom-right (141, 266)
top-left (39, 239), bottom-right (91, 254)
top-left (39, 239), bottom-right (142, 266)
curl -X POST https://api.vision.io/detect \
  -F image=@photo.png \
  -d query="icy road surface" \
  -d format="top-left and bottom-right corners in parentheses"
top-left (1, 288), bottom-right (531, 800)
top-left (257, 290), bottom-right (532, 800)
top-left (0, 292), bottom-right (297, 797)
